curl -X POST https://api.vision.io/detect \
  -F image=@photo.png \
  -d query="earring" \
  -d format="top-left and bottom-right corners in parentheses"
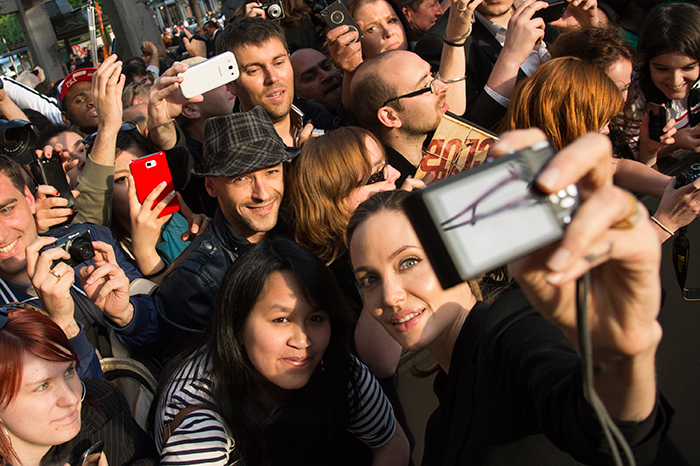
top-left (80, 380), bottom-right (86, 402)
top-left (0, 423), bottom-right (11, 446)
top-left (321, 359), bottom-right (325, 371)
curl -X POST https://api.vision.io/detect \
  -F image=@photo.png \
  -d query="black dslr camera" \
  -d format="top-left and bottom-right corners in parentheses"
top-left (0, 119), bottom-right (38, 165)
top-left (262, 1), bottom-right (285, 20)
top-left (675, 163), bottom-right (700, 188)
top-left (40, 226), bottom-right (95, 268)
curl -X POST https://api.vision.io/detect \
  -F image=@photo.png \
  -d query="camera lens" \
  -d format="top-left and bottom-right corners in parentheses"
top-left (269, 4), bottom-right (281, 17)
top-left (68, 238), bottom-right (95, 263)
top-left (331, 10), bottom-right (344, 23)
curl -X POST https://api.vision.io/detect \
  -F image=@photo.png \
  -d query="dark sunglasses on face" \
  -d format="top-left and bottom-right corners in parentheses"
top-left (364, 161), bottom-right (389, 186)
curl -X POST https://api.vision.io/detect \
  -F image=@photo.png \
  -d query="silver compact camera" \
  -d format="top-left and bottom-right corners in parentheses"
top-left (403, 140), bottom-right (579, 289)
top-left (262, 1), bottom-right (285, 20)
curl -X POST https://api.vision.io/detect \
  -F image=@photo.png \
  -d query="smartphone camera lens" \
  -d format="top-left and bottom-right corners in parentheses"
top-left (331, 11), bottom-right (344, 23)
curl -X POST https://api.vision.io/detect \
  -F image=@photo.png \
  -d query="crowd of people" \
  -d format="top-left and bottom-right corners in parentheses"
top-left (0, 0), bottom-right (698, 464)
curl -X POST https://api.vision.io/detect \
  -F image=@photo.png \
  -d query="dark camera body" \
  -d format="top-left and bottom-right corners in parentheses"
top-left (0, 119), bottom-right (38, 165)
top-left (648, 102), bottom-right (668, 142)
top-left (321, 1), bottom-right (364, 42)
top-left (676, 163), bottom-right (700, 189)
top-left (40, 226), bottom-right (95, 269)
top-left (404, 140), bottom-right (579, 289)
top-left (262, 1), bottom-right (285, 20)
top-left (532, 0), bottom-right (568, 22)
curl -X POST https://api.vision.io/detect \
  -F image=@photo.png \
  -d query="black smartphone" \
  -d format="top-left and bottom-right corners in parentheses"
top-left (532, 0), bottom-right (568, 23)
top-left (80, 440), bottom-right (104, 466)
top-left (648, 102), bottom-right (668, 142)
top-left (403, 140), bottom-right (579, 289)
top-left (33, 155), bottom-right (77, 227)
top-left (321, 0), bottom-right (364, 43)
top-left (111, 38), bottom-right (118, 57)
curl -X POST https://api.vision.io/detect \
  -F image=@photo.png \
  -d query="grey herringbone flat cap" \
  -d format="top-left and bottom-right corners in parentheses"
top-left (193, 106), bottom-right (300, 177)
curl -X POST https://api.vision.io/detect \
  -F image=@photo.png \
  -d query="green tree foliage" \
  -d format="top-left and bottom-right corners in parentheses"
top-left (0, 14), bottom-right (24, 54)
top-left (66, 0), bottom-right (85, 9)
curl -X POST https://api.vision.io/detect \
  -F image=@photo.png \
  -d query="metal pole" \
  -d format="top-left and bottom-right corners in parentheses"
top-left (86, 0), bottom-right (98, 67)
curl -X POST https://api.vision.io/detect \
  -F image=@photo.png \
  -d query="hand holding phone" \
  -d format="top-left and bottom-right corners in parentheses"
top-left (648, 102), bottom-right (669, 142)
top-left (129, 151), bottom-right (179, 218)
top-left (177, 52), bottom-right (239, 99)
top-left (532, 0), bottom-right (568, 22)
top-left (32, 155), bottom-right (77, 228)
top-left (321, 1), bottom-right (364, 43)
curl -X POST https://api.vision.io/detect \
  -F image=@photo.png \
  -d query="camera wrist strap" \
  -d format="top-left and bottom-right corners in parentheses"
top-left (672, 227), bottom-right (700, 301)
top-left (576, 273), bottom-right (635, 466)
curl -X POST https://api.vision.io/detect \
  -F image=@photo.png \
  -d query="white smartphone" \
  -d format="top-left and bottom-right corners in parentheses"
top-left (178, 51), bottom-right (239, 99)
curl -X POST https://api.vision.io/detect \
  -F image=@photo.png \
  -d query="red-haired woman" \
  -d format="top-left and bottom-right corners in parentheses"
top-left (0, 305), bottom-right (157, 466)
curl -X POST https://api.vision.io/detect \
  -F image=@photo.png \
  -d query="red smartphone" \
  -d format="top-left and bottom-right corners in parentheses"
top-left (129, 151), bottom-right (179, 218)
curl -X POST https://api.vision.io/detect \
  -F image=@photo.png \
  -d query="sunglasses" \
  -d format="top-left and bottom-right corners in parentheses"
top-left (362, 160), bottom-right (389, 186)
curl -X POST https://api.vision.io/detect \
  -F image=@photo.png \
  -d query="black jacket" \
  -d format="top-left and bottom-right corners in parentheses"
top-left (423, 290), bottom-right (671, 466)
top-left (155, 208), bottom-right (254, 360)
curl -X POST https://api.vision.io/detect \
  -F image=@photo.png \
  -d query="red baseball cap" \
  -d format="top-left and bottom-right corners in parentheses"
top-left (58, 67), bottom-right (97, 103)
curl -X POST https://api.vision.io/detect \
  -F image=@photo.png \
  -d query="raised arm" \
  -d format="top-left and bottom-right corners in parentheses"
top-left (503, 129), bottom-right (661, 423)
top-left (438, 0), bottom-right (482, 116)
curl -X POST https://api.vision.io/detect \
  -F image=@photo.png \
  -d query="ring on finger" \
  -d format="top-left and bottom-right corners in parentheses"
top-left (49, 269), bottom-right (62, 280)
top-left (612, 190), bottom-right (643, 230)
top-left (458, 5), bottom-right (468, 11)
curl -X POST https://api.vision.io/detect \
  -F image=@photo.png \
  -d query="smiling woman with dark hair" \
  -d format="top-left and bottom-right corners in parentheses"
top-left (155, 238), bottom-right (409, 466)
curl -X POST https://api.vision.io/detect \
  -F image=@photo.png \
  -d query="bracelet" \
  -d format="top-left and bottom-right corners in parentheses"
top-left (650, 216), bottom-right (674, 236)
top-left (141, 261), bottom-right (169, 279)
top-left (437, 74), bottom-right (467, 83)
top-left (443, 25), bottom-right (472, 46)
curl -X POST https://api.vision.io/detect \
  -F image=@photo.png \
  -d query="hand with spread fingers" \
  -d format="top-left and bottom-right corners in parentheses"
top-left (79, 241), bottom-right (133, 328)
top-left (25, 236), bottom-right (79, 338)
top-left (502, 129), bottom-right (660, 422)
top-left (127, 174), bottom-right (173, 282)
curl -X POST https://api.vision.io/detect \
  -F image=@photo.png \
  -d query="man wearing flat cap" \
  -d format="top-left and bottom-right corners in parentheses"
top-left (154, 106), bottom-right (299, 360)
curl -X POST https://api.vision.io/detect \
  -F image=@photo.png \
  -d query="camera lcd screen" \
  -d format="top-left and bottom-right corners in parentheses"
top-left (404, 141), bottom-right (577, 288)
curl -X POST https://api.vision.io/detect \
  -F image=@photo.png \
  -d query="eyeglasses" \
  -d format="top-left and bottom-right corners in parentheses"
top-left (361, 160), bottom-right (389, 187)
top-left (382, 75), bottom-right (442, 107)
top-left (82, 120), bottom-right (139, 154)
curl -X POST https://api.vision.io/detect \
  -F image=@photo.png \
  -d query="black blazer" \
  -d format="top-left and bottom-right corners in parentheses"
top-left (421, 290), bottom-right (671, 466)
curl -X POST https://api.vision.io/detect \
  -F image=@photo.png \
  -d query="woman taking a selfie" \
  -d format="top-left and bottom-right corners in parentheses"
top-left (155, 239), bottom-right (408, 465)
top-left (347, 130), bottom-right (671, 464)
top-left (0, 305), bottom-right (157, 466)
